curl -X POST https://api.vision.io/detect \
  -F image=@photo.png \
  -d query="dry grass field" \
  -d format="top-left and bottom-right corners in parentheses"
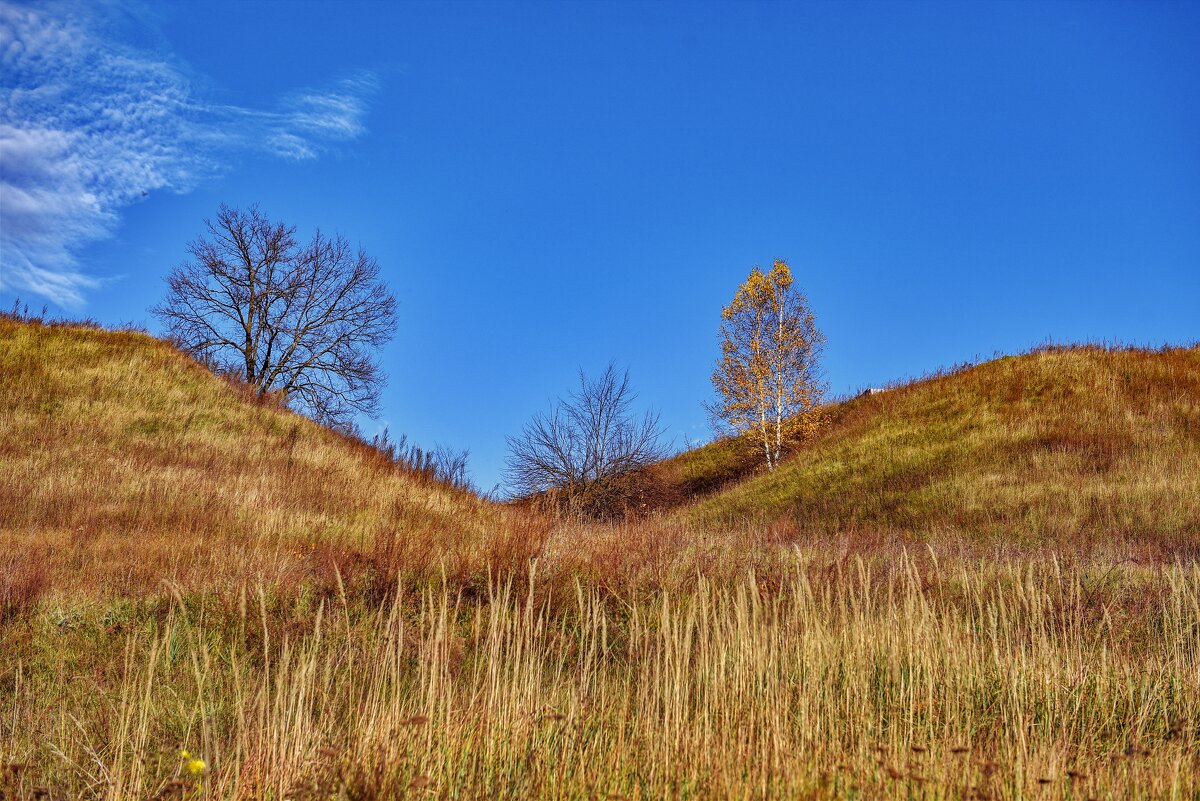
top-left (2, 317), bottom-right (1198, 799)
top-left (657, 345), bottom-right (1200, 550)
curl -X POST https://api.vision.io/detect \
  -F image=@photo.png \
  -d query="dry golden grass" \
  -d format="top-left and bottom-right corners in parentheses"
top-left (0, 316), bottom-right (530, 601)
top-left (2, 318), bottom-right (1198, 799)
top-left (660, 345), bottom-right (1200, 551)
top-left (4, 559), bottom-right (1198, 800)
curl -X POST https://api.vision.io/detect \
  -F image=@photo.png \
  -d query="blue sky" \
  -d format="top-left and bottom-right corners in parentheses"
top-left (2, 0), bottom-right (1198, 491)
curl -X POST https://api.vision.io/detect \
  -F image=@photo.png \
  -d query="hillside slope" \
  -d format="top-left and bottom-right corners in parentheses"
top-left (3, 323), bottom-right (1199, 801)
top-left (661, 346), bottom-right (1200, 548)
top-left (0, 317), bottom-right (513, 599)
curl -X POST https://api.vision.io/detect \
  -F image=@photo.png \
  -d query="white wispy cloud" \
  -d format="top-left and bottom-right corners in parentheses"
top-left (0, 1), bottom-right (378, 307)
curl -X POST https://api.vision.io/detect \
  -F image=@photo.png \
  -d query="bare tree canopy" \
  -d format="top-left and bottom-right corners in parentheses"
top-left (506, 363), bottom-right (667, 519)
top-left (710, 259), bottom-right (826, 470)
top-left (153, 205), bottom-right (397, 426)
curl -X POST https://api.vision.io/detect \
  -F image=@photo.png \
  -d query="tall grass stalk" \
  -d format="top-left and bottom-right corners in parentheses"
top-left (6, 556), bottom-right (1197, 799)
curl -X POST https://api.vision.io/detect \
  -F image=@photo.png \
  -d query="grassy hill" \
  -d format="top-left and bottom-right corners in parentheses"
top-left (655, 345), bottom-right (1200, 550)
top-left (0, 316), bottom-right (518, 606)
top-left (2, 318), bottom-right (1197, 800)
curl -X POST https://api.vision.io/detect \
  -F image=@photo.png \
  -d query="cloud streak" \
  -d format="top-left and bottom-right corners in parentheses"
top-left (0, 1), bottom-right (377, 307)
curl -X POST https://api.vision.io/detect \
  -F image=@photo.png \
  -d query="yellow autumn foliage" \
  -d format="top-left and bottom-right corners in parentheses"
top-left (710, 260), bottom-right (825, 470)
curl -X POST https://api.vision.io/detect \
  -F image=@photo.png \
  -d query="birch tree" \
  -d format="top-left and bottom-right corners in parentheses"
top-left (153, 204), bottom-right (397, 426)
top-left (709, 260), bottom-right (826, 470)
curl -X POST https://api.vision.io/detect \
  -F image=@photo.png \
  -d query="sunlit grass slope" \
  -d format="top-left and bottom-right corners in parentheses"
top-left (0, 317), bottom-right (508, 599)
top-left (666, 346), bottom-right (1200, 548)
top-left (3, 320), bottom-right (1199, 800)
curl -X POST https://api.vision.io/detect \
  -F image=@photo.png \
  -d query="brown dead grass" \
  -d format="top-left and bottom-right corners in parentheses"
top-left (0, 316), bottom-right (541, 600)
top-left (2, 318), bottom-right (1198, 800)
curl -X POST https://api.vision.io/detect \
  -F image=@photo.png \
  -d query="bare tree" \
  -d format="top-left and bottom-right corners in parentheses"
top-left (506, 363), bottom-right (667, 519)
top-left (153, 205), bottom-right (397, 426)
